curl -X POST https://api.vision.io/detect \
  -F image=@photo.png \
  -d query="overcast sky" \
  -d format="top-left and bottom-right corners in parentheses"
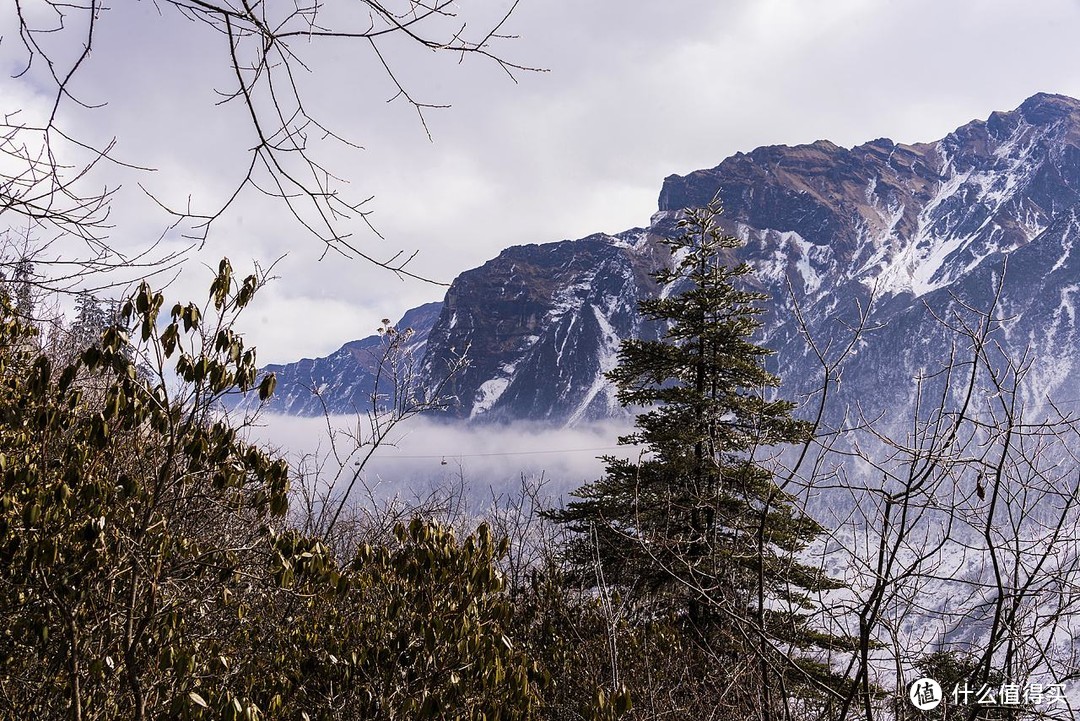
top-left (4, 0), bottom-right (1080, 364)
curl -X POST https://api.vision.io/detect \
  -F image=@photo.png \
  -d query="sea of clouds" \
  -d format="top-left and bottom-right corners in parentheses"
top-left (242, 413), bottom-right (639, 512)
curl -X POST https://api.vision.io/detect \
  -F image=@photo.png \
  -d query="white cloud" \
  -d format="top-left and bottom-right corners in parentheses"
top-left (244, 413), bottom-right (637, 509)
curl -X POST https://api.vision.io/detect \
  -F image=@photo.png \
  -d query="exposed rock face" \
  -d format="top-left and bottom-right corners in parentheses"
top-left (417, 231), bottom-right (666, 423)
top-left (256, 93), bottom-right (1080, 425)
top-left (660, 92), bottom-right (1080, 301)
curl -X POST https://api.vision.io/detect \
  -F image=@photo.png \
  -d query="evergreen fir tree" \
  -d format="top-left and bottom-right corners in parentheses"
top-left (72, 291), bottom-right (109, 351)
top-left (0, 256), bottom-right (35, 319)
top-left (550, 199), bottom-right (847, 712)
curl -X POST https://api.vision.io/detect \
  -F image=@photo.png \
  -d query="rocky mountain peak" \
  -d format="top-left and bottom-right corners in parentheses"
top-left (1018, 91), bottom-right (1080, 123)
top-left (252, 93), bottom-right (1080, 428)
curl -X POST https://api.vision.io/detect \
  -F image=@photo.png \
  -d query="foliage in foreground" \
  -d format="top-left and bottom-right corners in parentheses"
top-left (11, 217), bottom-right (1034, 721)
top-left (0, 263), bottom-right (546, 720)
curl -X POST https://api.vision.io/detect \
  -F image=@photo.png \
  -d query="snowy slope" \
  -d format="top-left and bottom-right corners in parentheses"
top-left (259, 93), bottom-right (1080, 429)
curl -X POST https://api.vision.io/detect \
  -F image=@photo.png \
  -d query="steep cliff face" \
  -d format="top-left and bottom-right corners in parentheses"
top-left (255, 93), bottom-right (1080, 425)
top-left (659, 92), bottom-right (1080, 302)
top-left (418, 231), bottom-right (665, 423)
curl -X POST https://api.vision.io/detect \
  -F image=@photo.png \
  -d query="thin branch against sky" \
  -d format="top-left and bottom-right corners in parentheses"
top-left (2, 1), bottom-right (1080, 363)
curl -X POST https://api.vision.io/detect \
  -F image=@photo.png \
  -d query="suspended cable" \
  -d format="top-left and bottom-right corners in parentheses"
top-left (373, 445), bottom-right (629, 460)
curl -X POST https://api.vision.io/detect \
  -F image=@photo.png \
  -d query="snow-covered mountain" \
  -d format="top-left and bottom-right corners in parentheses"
top-left (415, 231), bottom-right (667, 424)
top-left (251, 92), bottom-right (1080, 425)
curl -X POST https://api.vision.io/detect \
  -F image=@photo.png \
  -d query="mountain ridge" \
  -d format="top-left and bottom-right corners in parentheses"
top-left (244, 92), bottom-right (1080, 426)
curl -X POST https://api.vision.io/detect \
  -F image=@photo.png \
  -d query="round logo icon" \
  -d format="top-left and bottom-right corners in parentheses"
top-left (909, 677), bottom-right (943, 711)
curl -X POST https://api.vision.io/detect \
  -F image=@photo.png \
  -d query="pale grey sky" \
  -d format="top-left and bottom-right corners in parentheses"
top-left (4, 0), bottom-right (1080, 363)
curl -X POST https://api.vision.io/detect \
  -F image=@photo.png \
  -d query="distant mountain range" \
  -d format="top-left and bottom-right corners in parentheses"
top-left (238, 92), bottom-right (1080, 426)
top-left (239, 302), bottom-right (442, 416)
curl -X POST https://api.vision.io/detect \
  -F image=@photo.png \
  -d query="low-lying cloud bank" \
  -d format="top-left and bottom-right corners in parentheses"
top-left (242, 413), bottom-right (638, 510)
